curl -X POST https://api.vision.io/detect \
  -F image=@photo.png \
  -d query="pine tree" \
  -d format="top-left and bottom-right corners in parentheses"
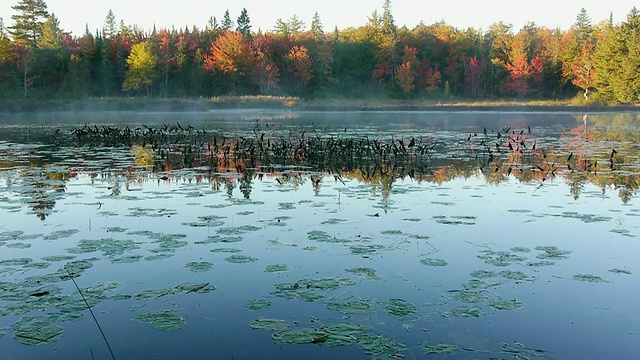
top-left (236, 8), bottom-right (251, 37)
top-left (104, 9), bottom-right (116, 39)
top-left (9, 0), bottom-right (49, 47)
top-left (288, 14), bottom-right (305, 36)
top-left (574, 8), bottom-right (592, 44)
top-left (381, 0), bottom-right (396, 36)
top-left (310, 12), bottom-right (324, 39)
top-left (0, 17), bottom-right (5, 38)
top-left (221, 10), bottom-right (233, 31)
top-left (38, 13), bottom-right (61, 49)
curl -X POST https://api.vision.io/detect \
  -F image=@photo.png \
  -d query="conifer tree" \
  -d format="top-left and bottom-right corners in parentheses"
top-left (236, 8), bottom-right (251, 37)
top-left (221, 10), bottom-right (233, 31)
top-left (10, 0), bottom-right (49, 47)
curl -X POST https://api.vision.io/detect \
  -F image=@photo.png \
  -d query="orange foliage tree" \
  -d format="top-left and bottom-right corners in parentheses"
top-left (286, 45), bottom-right (312, 89)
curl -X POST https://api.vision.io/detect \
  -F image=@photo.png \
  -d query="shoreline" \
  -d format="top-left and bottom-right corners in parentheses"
top-left (1, 97), bottom-right (639, 114)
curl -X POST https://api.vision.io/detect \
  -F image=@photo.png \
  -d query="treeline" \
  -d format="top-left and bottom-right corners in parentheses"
top-left (1, 0), bottom-right (640, 103)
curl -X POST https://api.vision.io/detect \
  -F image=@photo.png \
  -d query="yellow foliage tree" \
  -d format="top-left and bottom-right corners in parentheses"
top-left (122, 40), bottom-right (158, 95)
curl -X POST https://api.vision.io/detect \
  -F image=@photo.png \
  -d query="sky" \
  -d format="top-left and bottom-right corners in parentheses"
top-left (0, 0), bottom-right (638, 37)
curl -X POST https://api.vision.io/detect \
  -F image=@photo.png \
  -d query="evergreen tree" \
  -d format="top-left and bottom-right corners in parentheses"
top-left (221, 10), bottom-right (233, 31)
top-left (38, 13), bottom-right (61, 49)
top-left (104, 9), bottom-right (116, 39)
top-left (236, 8), bottom-right (251, 37)
top-left (273, 18), bottom-right (289, 37)
top-left (0, 17), bottom-right (5, 37)
top-left (9, 0), bottom-right (49, 47)
top-left (288, 14), bottom-right (305, 36)
top-left (574, 8), bottom-right (592, 44)
top-left (310, 11), bottom-right (324, 39)
top-left (381, 0), bottom-right (396, 36)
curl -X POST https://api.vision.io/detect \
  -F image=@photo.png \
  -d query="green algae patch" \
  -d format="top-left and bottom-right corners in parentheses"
top-left (328, 300), bottom-right (375, 315)
top-left (384, 299), bottom-right (416, 317)
top-left (184, 261), bottom-right (214, 272)
top-left (609, 268), bottom-right (632, 275)
top-left (346, 267), bottom-right (381, 280)
top-left (224, 255), bottom-right (258, 264)
top-left (451, 306), bottom-right (482, 317)
top-left (244, 300), bottom-right (272, 311)
top-left (133, 310), bottom-right (186, 331)
top-left (249, 318), bottom-right (286, 330)
top-left (264, 264), bottom-right (289, 273)
top-left (573, 274), bottom-right (610, 283)
top-left (420, 258), bottom-right (448, 267)
top-left (12, 316), bottom-right (63, 345)
top-left (489, 299), bottom-right (525, 311)
top-left (422, 343), bottom-right (457, 355)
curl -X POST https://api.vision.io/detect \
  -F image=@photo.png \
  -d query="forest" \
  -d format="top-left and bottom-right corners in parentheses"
top-left (1, 0), bottom-right (640, 104)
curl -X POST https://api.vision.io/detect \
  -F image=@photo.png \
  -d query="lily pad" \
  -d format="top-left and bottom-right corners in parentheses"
top-left (451, 306), bottom-right (482, 317)
top-left (244, 300), bottom-right (272, 311)
top-left (264, 264), bottom-right (289, 273)
top-left (133, 310), bottom-right (186, 331)
top-left (41, 255), bottom-right (76, 262)
top-left (535, 246), bottom-right (572, 260)
top-left (328, 300), bottom-right (375, 315)
top-left (12, 316), bottom-right (63, 345)
top-left (6, 243), bottom-right (31, 249)
top-left (184, 261), bottom-right (214, 272)
top-left (384, 299), bottom-right (416, 317)
top-left (43, 229), bottom-right (80, 240)
top-left (488, 299), bottom-right (525, 311)
top-left (422, 343), bottom-right (457, 355)
top-left (420, 258), bottom-right (448, 267)
top-left (249, 318), bottom-right (286, 330)
top-left (609, 268), bottom-right (632, 275)
top-left (224, 255), bottom-right (258, 264)
top-left (345, 267), bottom-right (381, 280)
top-left (210, 248), bottom-right (242, 253)
top-left (273, 328), bottom-right (328, 344)
top-left (573, 274), bottom-right (610, 283)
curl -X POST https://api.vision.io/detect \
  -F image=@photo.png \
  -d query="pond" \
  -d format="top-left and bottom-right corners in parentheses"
top-left (0, 110), bottom-right (639, 359)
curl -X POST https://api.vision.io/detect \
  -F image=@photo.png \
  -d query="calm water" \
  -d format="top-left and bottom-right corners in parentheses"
top-left (0, 111), bottom-right (639, 360)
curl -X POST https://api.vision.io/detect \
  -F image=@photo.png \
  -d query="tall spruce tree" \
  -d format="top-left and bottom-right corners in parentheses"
top-left (221, 10), bottom-right (233, 30)
top-left (38, 13), bottom-right (61, 49)
top-left (236, 8), bottom-right (251, 37)
top-left (310, 11), bottom-right (324, 39)
top-left (103, 10), bottom-right (117, 39)
top-left (9, 0), bottom-right (49, 47)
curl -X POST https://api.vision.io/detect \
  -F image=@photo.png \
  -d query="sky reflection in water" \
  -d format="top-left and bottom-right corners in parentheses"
top-left (0, 111), bottom-right (639, 360)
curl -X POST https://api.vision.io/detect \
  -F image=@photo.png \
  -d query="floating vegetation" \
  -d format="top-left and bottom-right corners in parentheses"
top-left (478, 250), bottom-right (527, 267)
top-left (278, 202), bottom-right (296, 210)
top-left (272, 277), bottom-right (355, 302)
top-left (450, 306), bottom-right (482, 317)
top-left (244, 300), bottom-right (272, 311)
top-left (559, 212), bottom-right (613, 223)
top-left (135, 282), bottom-right (214, 299)
top-left (210, 247), bottom-right (242, 253)
top-left (41, 255), bottom-right (76, 262)
top-left (111, 255), bottom-right (143, 263)
top-left (264, 264), bottom-right (289, 273)
top-left (12, 316), bottom-right (64, 345)
top-left (422, 343), bottom-right (457, 355)
top-left (527, 260), bottom-right (555, 267)
top-left (217, 225), bottom-right (261, 235)
top-left (42, 229), bottom-right (80, 241)
top-left (272, 328), bottom-right (329, 344)
top-left (510, 247), bottom-right (531, 253)
top-left (307, 230), bottom-right (346, 243)
top-left (6, 242), bottom-right (31, 249)
top-left (535, 246), bottom-right (572, 260)
top-left (345, 267), bottom-right (382, 280)
top-left (328, 300), bottom-right (375, 315)
top-left (350, 244), bottom-right (384, 255)
top-left (470, 270), bottom-right (497, 278)
top-left (249, 318), bottom-right (286, 330)
top-left (184, 261), bottom-right (214, 272)
top-left (67, 238), bottom-right (140, 257)
top-left (501, 341), bottom-right (547, 357)
top-left (321, 218), bottom-right (347, 225)
top-left (499, 270), bottom-right (529, 281)
top-left (196, 235), bottom-right (243, 244)
top-left (105, 227), bottom-right (128, 233)
top-left (609, 268), bottom-right (632, 275)
top-left (434, 215), bottom-right (475, 225)
top-left (224, 255), bottom-right (258, 264)
top-left (573, 274), bottom-right (610, 283)
top-left (420, 258), bottom-right (448, 267)
top-left (133, 310), bottom-right (187, 332)
top-left (381, 230), bottom-right (403, 235)
top-left (0, 257), bottom-right (33, 266)
top-left (145, 254), bottom-right (173, 261)
top-left (488, 299), bottom-right (525, 311)
top-left (451, 289), bottom-right (486, 304)
top-left (383, 299), bottom-right (417, 317)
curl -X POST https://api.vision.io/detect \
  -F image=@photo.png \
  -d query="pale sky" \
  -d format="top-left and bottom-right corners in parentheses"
top-left (0, 0), bottom-right (638, 37)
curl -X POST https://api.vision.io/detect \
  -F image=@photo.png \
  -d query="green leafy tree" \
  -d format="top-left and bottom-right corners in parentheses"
top-left (122, 40), bottom-right (158, 95)
top-left (236, 8), bottom-right (251, 38)
top-left (9, 0), bottom-right (49, 47)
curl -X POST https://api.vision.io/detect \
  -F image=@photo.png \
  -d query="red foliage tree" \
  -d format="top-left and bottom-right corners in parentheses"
top-left (463, 55), bottom-right (487, 97)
